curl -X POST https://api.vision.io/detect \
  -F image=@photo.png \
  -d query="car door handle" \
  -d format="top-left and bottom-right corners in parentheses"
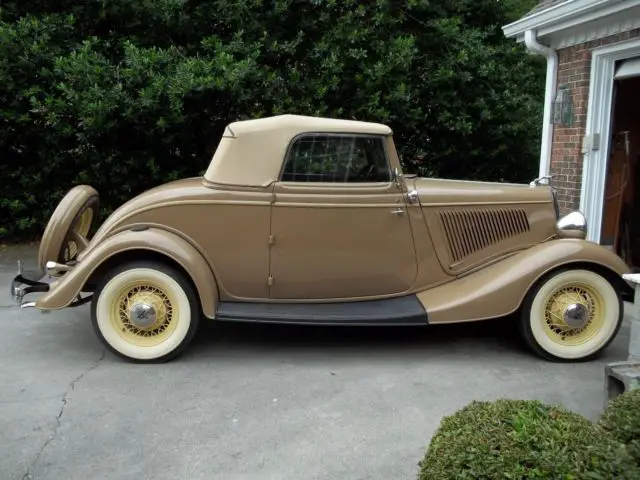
top-left (390, 208), bottom-right (405, 216)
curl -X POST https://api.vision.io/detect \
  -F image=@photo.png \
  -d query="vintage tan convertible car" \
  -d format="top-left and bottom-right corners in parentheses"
top-left (10, 115), bottom-right (633, 363)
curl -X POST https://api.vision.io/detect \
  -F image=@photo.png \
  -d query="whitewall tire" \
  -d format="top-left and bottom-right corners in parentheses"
top-left (91, 260), bottom-right (200, 362)
top-left (520, 268), bottom-right (623, 362)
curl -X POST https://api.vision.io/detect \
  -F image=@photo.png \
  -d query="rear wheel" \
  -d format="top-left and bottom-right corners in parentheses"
top-left (91, 260), bottom-right (200, 363)
top-left (520, 268), bottom-right (623, 362)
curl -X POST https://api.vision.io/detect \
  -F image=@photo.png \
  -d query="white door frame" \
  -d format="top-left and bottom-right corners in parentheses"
top-left (581, 37), bottom-right (640, 243)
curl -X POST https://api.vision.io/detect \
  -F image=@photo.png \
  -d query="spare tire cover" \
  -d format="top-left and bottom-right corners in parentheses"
top-left (37, 185), bottom-right (99, 273)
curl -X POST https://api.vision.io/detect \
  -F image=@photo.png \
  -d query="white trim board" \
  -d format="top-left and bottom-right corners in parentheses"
top-left (551, 13), bottom-right (640, 49)
top-left (580, 37), bottom-right (640, 243)
top-left (503, 0), bottom-right (640, 49)
top-left (503, 0), bottom-right (640, 40)
top-left (615, 56), bottom-right (640, 79)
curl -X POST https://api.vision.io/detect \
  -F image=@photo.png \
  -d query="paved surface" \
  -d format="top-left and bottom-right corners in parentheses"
top-left (0, 245), bottom-right (633, 480)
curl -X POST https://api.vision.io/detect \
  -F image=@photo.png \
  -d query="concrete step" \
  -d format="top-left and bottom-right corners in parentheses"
top-left (605, 361), bottom-right (640, 406)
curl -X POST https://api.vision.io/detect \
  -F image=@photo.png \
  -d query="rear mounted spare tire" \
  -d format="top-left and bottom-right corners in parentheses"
top-left (38, 185), bottom-right (100, 273)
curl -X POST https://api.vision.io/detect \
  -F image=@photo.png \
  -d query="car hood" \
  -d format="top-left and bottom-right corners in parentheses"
top-left (409, 177), bottom-right (553, 205)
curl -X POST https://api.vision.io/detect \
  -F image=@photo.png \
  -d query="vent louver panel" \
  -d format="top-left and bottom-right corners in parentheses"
top-left (439, 208), bottom-right (530, 263)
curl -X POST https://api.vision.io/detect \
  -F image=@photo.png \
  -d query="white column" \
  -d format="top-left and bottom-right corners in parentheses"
top-left (623, 273), bottom-right (640, 360)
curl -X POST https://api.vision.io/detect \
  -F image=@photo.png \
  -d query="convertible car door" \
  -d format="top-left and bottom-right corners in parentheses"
top-left (269, 133), bottom-right (418, 300)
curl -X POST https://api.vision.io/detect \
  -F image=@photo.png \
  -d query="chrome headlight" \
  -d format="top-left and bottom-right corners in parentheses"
top-left (556, 211), bottom-right (587, 239)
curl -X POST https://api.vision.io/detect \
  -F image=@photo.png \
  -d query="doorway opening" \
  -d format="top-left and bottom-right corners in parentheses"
top-left (600, 62), bottom-right (640, 271)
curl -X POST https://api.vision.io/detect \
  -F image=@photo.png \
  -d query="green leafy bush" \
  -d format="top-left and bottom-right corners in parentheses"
top-left (418, 399), bottom-right (640, 479)
top-left (0, 1), bottom-right (545, 241)
top-left (600, 388), bottom-right (640, 463)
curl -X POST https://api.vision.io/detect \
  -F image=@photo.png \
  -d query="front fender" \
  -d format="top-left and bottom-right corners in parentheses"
top-left (35, 228), bottom-right (218, 318)
top-left (416, 239), bottom-right (631, 324)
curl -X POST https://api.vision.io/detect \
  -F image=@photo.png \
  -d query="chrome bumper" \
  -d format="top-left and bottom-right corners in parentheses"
top-left (10, 261), bottom-right (50, 309)
top-left (10, 260), bottom-right (93, 310)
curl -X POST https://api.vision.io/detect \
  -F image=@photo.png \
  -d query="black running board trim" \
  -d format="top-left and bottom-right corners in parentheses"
top-left (215, 295), bottom-right (428, 326)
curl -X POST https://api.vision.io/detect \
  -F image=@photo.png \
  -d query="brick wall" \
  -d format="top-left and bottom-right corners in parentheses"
top-left (550, 28), bottom-right (640, 214)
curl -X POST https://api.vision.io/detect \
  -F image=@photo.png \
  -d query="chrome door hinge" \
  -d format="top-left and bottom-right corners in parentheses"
top-left (268, 235), bottom-right (275, 245)
top-left (268, 275), bottom-right (274, 286)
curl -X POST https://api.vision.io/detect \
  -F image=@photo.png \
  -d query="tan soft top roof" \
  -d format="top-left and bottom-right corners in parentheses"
top-left (204, 114), bottom-right (393, 187)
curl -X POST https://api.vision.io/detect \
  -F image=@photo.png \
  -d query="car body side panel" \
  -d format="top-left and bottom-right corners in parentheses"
top-left (410, 177), bottom-right (559, 277)
top-left (35, 228), bottom-right (219, 318)
top-left (421, 202), bottom-right (558, 275)
top-left (416, 239), bottom-right (631, 324)
top-left (80, 178), bottom-right (274, 300)
top-left (403, 201), bottom-right (454, 291)
top-left (116, 203), bottom-right (272, 300)
top-left (384, 141), bottom-right (454, 291)
top-left (269, 181), bottom-right (418, 299)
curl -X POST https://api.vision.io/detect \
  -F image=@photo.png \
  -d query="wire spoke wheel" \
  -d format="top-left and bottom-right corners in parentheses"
top-left (62, 201), bottom-right (96, 262)
top-left (37, 185), bottom-right (99, 272)
top-left (521, 269), bottom-right (622, 361)
top-left (542, 284), bottom-right (603, 346)
top-left (91, 261), bottom-right (200, 362)
top-left (111, 282), bottom-right (179, 347)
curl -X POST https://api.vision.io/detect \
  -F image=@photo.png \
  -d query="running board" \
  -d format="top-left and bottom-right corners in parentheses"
top-left (215, 295), bottom-right (428, 326)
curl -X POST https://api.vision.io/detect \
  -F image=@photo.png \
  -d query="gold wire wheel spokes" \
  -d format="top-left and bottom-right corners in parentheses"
top-left (62, 208), bottom-right (93, 262)
top-left (543, 284), bottom-right (604, 346)
top-left (111, 283), bottom-right (179, 347)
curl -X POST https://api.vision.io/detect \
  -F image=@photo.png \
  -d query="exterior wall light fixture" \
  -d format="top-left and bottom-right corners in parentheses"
top-left (552, 84), bottom-right (573, 126)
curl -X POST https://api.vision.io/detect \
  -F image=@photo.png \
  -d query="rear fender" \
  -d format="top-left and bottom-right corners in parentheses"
top-left (35, 228), bottom-right (218, 318)
top-left (416, 239), bottom-right (631, 324)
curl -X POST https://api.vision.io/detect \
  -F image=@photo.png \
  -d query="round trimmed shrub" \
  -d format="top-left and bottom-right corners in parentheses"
top-left (599, 388), bottom-right (640, 463)
top-left (418, 399), bottom-right (640, 479)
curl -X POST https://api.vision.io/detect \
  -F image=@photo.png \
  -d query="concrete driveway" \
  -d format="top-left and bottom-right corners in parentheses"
top-left (0, 245), bottom-right (632, 480)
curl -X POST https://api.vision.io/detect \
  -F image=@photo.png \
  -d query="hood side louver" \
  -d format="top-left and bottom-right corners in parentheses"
top-left (439, 208), bottom-right (530, 263)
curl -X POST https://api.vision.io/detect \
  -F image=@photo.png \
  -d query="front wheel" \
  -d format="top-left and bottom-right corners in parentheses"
top-left (520, 268), bottom-right (623, 362)
top-left (91, 260), bottom-right (200, 362)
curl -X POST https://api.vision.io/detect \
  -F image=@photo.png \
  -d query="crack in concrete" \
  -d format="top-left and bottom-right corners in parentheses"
top-left (21, 349), bottom-right (106, 480)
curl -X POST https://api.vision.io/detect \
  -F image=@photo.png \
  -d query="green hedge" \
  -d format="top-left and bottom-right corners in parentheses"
top-left (418, 399), bottom-right (640, 479)
top-left (0, 1), bottom-right (544, 241)
top-left (599, 388), bottom-right (640, 464)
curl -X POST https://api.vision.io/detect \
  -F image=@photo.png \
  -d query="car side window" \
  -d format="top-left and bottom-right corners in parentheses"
top-left (281, 134), bottom-right (391, 183)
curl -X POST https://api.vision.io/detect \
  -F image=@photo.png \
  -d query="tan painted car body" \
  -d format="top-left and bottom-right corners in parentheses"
top-left (29, 114), bottom-right (632, 324)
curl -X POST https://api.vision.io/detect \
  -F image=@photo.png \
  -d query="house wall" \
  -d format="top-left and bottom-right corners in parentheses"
top-left (550, 28), bottom-right (640, 214)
